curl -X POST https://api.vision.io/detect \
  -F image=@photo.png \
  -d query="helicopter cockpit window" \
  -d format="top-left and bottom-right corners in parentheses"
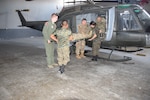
top-left (119, 10), bottom-right (140, 31)
top-left (134, 8), bottom-right (150, 25)
top-left (134, 8), bottom-right (150, 32)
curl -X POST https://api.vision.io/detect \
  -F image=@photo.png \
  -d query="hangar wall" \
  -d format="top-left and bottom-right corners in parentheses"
top-left (0, 0), bottom-right (63, 39)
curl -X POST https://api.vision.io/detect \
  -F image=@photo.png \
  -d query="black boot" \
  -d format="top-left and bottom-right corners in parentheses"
top-left (59, 66), bottom-right (62, 72)
top-left (91, 56), bottom-right (96, 61)
top-left (59, 65), bottom-right (65, 74)
top-left (61, 65), bottom-right (65, 74)
top-left (95, 55), bottom-right (98, 61)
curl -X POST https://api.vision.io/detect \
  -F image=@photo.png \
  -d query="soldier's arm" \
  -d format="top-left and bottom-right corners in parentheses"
top-left (47, 22), bottom-right (55, 40)
top-left (42, 22), bottom-right (50, 42)
top-left (50, 34), bottom-right (58, 43)
top-left (50, 30), bottom-right (58, 43)
top-left (101, 27), bottom-right (106, 33)
top-left (78, 25), bottom-right (82, 34)
top-left (101, 19), bottom-right (106, 33)
top-left (71, 30), bottom-right (93, 41)
top-left (68, 30), bottom-right (73, 41)
top-left (88, 32), bottom-right (97, 41)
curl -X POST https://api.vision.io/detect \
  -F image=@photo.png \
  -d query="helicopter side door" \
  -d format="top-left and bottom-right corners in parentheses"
top-left (116, 8), bottom-right (145, 47)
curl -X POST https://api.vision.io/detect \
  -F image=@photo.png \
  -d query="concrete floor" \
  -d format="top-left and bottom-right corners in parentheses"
top-left (0, 37), bottom-right (150, 100)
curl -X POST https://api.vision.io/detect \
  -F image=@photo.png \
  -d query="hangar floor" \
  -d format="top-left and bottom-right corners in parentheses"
top-left (0, 37), bottom-right (150, 100)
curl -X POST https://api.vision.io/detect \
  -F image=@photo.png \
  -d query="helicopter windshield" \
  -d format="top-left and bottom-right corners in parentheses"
top-left (134, 8), bottom-right (150, 27)
top-left (118, 9), bottom-right (142, 31)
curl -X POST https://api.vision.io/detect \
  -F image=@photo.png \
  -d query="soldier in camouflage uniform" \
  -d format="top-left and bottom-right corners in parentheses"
top-left (76, 18), bottom-right (90, 59)
top-left (89, 16), bottom-right (106, 61)
top-left (50, 20), bottom-right (73, 74)
top-left (42, 13), bottom-right (58, 68)
top-left (96, 16), bottom-right (106, 40)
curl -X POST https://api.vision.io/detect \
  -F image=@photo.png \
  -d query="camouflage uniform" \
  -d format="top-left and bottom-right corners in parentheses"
top-left (93, 18), bottom-right (106, 56)
top-left (42, 20), bottom-right (56, 67)
top-left (92, 27), bottom-right (101, 56)
top-left (53, 28), bottom-right (72, 66)
top-left (96, 18), bottom-right (106, 38)
top-left (72, 31), bottom-right (92, 41)
top-left (76, 24), bottom-right (90, 58)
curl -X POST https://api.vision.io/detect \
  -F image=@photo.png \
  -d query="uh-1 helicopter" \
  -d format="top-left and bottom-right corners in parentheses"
top-left (16, 0), bottom-right (150, 61)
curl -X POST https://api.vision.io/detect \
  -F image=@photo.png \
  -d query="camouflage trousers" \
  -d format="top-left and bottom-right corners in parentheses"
top-left (57, 46), bottom-right (70, 66)
top-left (92, 40), bottom-right (101, 56)
top-left (75, 40), bottom-right (85, 55)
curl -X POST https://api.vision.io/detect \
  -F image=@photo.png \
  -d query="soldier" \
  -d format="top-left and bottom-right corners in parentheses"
top-left (50, 20), bottom-right (73, 74)
top-left (76, 18), bottom-right (90, 59)
top-left (96, 16), bottom-right (106, 37)
top-left (89, 16), bottom-right (106, 61)
top-left (88, 21), bottom-right (98, 61)
top-left (42, 13), bottom-right (58, 68)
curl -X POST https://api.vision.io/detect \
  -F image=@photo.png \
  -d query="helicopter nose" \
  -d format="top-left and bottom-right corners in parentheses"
top-left (145, 33), bottom-right (150, 47)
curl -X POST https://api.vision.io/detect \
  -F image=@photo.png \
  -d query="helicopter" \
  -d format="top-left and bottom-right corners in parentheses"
top-left (16, 1), bottom-right (150, 56)
top-left (58, 3), bottom-right (150, 49)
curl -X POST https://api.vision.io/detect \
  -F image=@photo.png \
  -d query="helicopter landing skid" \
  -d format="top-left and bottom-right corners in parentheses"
top-left (85, 49), bottom-right (132, 62)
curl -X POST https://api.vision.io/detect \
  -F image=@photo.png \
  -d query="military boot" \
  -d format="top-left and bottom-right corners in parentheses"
top-left (59, 65), bottom-right (65, 74)
top-left (91, 56), bottom-right (96, 61)
top-left (95, 55), bottom-right (98, 61)
top-left (91, 55), bottom-right (98, 61)
top-left (80, 52), bottom-right (86, 58)
top-left (76, 54), bottom-right (81, 59)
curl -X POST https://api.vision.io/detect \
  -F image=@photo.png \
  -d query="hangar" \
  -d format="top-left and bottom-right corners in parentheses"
top-left (0, 0), bottom-right (150, 100)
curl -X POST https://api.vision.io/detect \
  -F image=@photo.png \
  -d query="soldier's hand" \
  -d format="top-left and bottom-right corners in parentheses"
top-left (69, 35), bottom-right (73, 41)
top-left (55, 39), bottom-right (58, 43)
top-left (45, 22), bottom-right (48, 26)
top-left (88, 38), bottom-right (92, 41)
top-left (47, 40), bottom-right (51, 44)
top-left (99, 30), bottom-right (102, 33)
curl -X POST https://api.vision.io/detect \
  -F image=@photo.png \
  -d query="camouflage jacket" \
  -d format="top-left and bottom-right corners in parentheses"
top-left (53, 28), bottom-right (72, 48)
top-left (96, 18), bottom-right (106, 33)
top-left (78, 24), bottom-right (90, 34)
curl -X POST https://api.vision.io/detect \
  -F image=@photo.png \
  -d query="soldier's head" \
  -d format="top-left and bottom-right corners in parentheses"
top-left (96, 16), bottom-right (102, 22)
top-left (51, 13), bottom-right (58, 23)
top-left (61, 20), bottom-right (69, 29)
top-left (90, 21), bottom-right (96, 28)
top-left (81, 18), bottom-right (87, 25)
